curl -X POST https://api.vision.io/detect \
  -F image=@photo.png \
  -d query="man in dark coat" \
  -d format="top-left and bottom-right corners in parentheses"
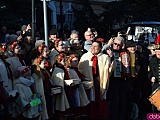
top-left (148, 44), bottom-right (160, 91)
top-left (148, 44), bottom-right (160, 112)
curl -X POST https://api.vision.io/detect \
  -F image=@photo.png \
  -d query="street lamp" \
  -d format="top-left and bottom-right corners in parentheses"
top-left (41, 0), bottom-right (51, 47)
top-left (32, 0), bottom-right (35, 47)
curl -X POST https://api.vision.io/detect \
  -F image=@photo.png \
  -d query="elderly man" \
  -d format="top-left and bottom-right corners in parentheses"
top-left (78, 41), bottom-right (114, 120)
top-left (102, 36), bottom-right (124, 52)
top-left (83, 30), bottom-right (95, 52)
top-left (102, 36), bottom-right (137, 120)
top-left (68, 30), bottom-right (79, 46)
top-left (70, 30), bottom-right (79, 40)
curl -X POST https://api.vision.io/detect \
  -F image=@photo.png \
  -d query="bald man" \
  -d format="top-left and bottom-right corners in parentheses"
top-left (83, 30), bottom-right (95, 52)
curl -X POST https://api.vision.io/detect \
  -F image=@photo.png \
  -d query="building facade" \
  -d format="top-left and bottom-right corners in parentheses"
top-left (47, 0), bottom-right (121, 30)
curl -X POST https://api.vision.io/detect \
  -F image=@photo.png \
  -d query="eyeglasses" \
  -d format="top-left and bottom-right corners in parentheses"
top-left (114, 43), bottom-right (121, 47)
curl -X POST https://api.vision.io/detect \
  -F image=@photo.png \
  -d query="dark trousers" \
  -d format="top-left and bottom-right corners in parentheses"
top-left (109, 77), bottom-right (134, 120)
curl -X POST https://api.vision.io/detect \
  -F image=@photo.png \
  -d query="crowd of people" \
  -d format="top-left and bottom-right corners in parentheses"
top-left (0, 23), bottom-right (159, 120)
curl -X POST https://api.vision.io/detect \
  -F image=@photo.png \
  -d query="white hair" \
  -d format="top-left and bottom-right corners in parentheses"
top-left (115, 36), bottom-right (124, 44)
top-left (70, 30), bottom-right (79, 38)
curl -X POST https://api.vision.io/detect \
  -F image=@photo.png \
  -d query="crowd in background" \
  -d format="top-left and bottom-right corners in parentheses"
top-left (0, 23), bottom-right (159, 120)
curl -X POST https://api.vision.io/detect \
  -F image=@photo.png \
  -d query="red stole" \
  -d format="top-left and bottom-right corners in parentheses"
top-left (45, 60), bottom-right (52, 73)
top-left (64, 69), bottom-right (70, 80)
top-left (64, 68), bottom-right (75, 95)
top-left (3, 59), bottom-right (13, 89)
top-left (91, 55), bottom-right (99, 76)
top-left (4, 61), bottom-right (13, 81)
top-left (41, 69), bottom-right (50, 88)
top-left (72, 67), bottom-right (86, 79)
top-left (16, 54), bottom-right (25, 66)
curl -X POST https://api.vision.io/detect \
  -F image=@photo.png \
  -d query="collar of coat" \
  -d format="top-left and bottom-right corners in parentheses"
top-left (87, 51), bottom-right (103, 57)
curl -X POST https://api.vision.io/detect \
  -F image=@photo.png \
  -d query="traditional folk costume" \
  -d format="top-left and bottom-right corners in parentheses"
top-left (12, 76), bottom-right (40, 119)
top-left (33, 57), bottom-right (52, 75)
top-left (49, 48), bottom-right (59, 65)
top-left (32, 58), bottom-right (53, 120)
top-left (66, 66), bottom-right (90, 116)
top-left (37, 43), bottom-right (52, 74)
top-left (78, 51), bottom-right (112, 119)
top-left (0, 43), bottom-right (13, 92)
top-left (15, 54), bottom-right (26, 66)
top-left (6, 56), bottom-right (23, 73)
top-left (12, 66), bottom-right (40, 119)
top-left (45, 60), bottom-right (52, 74)
top-left (0, 58), bottom-right (12, 116)
top-left (0, 44), bottom-right (19, 118)
top-left (6, 41), bottom-right (26, 73)
top-left (67, 67), bottom-right (89, 107)
top-left (4, 56), bottom-right (24, 114)
top-left (51, 66), bottom-right (70, 112)
top-left (49, 39), bottom-right (64, 65)
top-left (0, 58), bottom-right (13, 92)
top-left (40, 68), bottom-right (54, 117)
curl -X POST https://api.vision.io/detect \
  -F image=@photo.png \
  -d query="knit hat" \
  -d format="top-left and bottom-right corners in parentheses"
top-left (21, 25), bottom-right (27, 31)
